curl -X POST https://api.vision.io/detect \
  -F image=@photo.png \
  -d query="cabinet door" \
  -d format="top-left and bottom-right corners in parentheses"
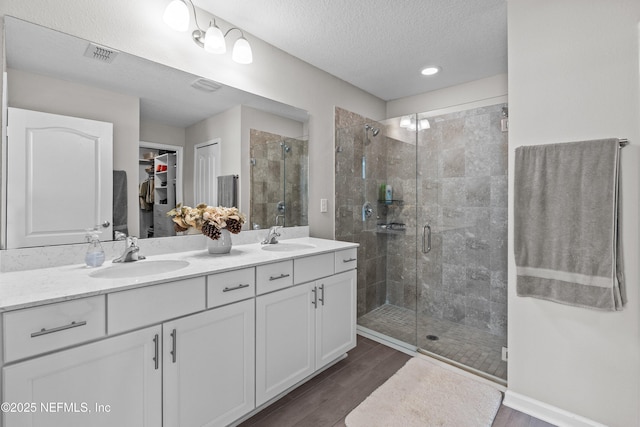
top-left (256, 284), bottom-right (315, 406)
top-left (6, 107), bottom-right (113, 248)
top-left (163, 299), bottom-right (255, 427)
top-left (2, 326), bottom-right (161, 427)
top-left (316, 270), bottom-right (357, 368)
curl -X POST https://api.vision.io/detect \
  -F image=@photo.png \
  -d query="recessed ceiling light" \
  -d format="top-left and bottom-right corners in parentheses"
top-left (421, 66), bottom-right (440, 76)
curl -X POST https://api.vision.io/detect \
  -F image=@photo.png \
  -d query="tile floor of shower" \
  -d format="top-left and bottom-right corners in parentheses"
top-left (358, 304), bottom-right (508, 381)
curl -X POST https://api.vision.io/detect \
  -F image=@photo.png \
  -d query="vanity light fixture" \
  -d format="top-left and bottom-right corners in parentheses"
top-left (420, 66), bottom-right (440, 76)
top-left (163, 0), bottom-right (253, 64)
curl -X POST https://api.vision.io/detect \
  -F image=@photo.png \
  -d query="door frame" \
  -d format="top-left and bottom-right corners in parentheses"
top-left (193, 139), bottom-right (221, 205)
top-left (139, 141), bottom-right (183, 206)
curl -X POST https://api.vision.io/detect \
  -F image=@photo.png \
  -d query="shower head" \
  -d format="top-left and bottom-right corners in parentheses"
top-left (365, 124), bottom-right (380, 137)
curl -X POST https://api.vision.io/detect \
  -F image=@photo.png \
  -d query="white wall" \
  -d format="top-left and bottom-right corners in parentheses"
top-left (0, 0), bottom-right (386, 239)
top-left (386, 73), bottom-right (508, 118)
top-left (506, 1), bottom-right (640, 426)
top-left (140, 119), bottom-right (186, 147)
top-left (7, 68), bottom-right (141, 236)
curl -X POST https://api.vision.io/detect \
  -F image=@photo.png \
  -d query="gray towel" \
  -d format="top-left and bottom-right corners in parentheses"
top-left (217, 174), bottom-right (238, 207)
top-left (514, 139), bottom-right (625, 311)
top-left (113, 170), bottom-right (129, 237)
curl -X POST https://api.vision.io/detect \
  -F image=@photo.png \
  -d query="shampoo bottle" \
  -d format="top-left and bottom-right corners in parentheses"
top-left (385, 185), bottom-right (393, 204)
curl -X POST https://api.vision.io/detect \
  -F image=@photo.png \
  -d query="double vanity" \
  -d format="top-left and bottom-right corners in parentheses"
top-left (0, 237), bottom-right (358, 427)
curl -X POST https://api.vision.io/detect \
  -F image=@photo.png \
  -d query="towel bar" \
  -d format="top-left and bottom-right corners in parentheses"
top-left (619, 138), bottom-right (628, 147)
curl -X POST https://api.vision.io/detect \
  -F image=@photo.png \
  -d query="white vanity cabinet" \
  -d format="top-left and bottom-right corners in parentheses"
top-left (314, 269), bottom-right (357, 368)
top-left (255, 282), bottom-right (316, 406)
top-left (0, 239), bottom-right (358, 427)
top-left (163, 298), bottom-right (255, 427)
top-left (3, 325), bottom-right (162, 427)
top-left (255, 253), bottom-right (357, 406)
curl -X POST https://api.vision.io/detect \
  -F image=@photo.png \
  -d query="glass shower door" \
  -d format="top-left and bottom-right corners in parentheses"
top-left (415, 104), bottom-right (509, 383)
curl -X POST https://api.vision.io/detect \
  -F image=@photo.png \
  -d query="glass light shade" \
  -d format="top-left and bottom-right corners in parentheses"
top-left (419, 118), bottom-right (430, 129)
top-left (204, 25), bottom-right (226, 54)
top-left (399, 115), bottom-right (412, 128)
top-left (163, 0), bottom-right (190, 32)
top-left (232, 37), bottom-right (253, 64)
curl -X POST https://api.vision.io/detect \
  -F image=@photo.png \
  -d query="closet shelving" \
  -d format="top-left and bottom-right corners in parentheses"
top-left (152, 152), bottom-right (177, 237)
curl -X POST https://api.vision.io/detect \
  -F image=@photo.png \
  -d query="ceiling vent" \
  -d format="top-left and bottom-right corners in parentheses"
top-left (191, 78), bottom-right (223, 93)
top-left (83, 43), bottom-right (119, 63)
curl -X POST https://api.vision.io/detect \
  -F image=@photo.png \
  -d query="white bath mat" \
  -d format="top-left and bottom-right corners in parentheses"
top-left (345, 357), bottom-right (502, 427)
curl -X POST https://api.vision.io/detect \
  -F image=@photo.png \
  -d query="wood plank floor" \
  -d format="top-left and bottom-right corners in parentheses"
top-left (239, 335), bottom-right (555, 427)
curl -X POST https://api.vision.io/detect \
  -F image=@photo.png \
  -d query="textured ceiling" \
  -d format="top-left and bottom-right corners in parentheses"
top-left (192, 0), bottom-right (508, 101)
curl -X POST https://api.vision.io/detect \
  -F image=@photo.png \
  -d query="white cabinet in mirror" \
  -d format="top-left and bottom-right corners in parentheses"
top-left (1, 16), bottom-right (309, 249)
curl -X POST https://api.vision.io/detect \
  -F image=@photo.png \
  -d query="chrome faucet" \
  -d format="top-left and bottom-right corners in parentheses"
top-left (261, 226), bottom-right (282, 245)
top-left (113, 236), bottom-right (146, 263)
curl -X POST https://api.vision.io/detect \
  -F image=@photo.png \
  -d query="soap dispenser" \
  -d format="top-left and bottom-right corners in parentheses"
top-left (85, 230), bottom-right (105, 267)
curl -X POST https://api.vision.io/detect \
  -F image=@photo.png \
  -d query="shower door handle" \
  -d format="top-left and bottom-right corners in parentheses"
top-left (422, 224), bottom-right (431, 254)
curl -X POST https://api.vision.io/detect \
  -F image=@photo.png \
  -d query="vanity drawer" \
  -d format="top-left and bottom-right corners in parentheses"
top-left (207, 268), bottom-right (255, 308)
top-left (335, 248), bottom-right (358, 273)
top-left (294, 253), bottom-right (334, 284)
top-left (107, 277), bottom-right (205, 334)
top-left (256, 260), bottom-right (294, 295)
top-left (3, 296), bottom-right (106, 363)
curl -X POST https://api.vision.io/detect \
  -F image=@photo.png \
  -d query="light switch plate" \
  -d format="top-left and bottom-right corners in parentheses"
top-left (320, 198), bottom-right (328, 213)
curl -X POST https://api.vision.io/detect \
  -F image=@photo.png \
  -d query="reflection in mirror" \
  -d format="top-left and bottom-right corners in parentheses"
top-left (2, 16), bottom-right (309, 248)
top-left (249, 131), bottom-right (308, 229)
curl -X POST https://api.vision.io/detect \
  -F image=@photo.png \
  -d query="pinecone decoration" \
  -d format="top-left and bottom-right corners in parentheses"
top-left (226, 218), bottom-right (243, 234)
top-left (201, 222), bottom-right (222, 240)
top-left (174, 223), bottom-right (188, 233)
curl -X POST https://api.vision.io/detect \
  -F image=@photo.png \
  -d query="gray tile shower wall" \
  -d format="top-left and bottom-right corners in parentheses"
top-left (335, 104), bottom-right (507, 339)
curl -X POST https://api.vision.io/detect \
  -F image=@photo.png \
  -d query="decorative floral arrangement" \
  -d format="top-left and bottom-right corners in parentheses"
top-left (167, 203), bottom-right (245, 240)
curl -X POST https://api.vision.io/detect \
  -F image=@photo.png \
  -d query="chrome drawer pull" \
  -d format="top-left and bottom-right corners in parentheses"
top-left (223, 283), bottom-right (250, 292)
top-left (170, 328), bottom-right (177, 363)
top-left (30, 320), bottom-right (87, 338)
top-left (153, 334), bottom-right (159, 370)
top-left (342, 258), bottom-right (357, 263)
top-left (319, 284), bottom-right (325, 306)
top-left (269, 273), bottom-right (290, 281)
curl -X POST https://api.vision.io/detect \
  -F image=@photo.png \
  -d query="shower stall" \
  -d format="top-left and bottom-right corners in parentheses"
top-left (335, 103), bottom-right (508, 383)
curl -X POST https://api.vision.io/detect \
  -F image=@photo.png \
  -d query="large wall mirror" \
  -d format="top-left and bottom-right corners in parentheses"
top-left (2, 16), bottom-right (309, 248)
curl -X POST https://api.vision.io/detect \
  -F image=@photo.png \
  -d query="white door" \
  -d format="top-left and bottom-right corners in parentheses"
top-left (316, 270), bottom-right (357, 368)
top-left (163, 299), bottom-right (255, 427)
top-left (194, 140), bottom-right (220, 206)
top-left (2, 326), bottom-right (162, 427)
top-left (6, 107), bottom-right (113, 248)
top-left (255, 284), bottom-right (315, 406)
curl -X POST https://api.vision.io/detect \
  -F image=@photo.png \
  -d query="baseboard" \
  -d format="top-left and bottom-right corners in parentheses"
top-left (503, 390), bottom-right (607, 427)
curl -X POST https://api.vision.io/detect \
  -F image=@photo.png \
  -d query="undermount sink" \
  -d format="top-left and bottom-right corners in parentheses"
top-left (89, 260), bottom-right (190, 279)
top-left (261, 242), bottom-right (316, 252)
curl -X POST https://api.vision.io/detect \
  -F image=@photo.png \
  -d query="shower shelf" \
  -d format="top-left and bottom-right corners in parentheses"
top-left (376, 223), bottom-right (406, 234)
top-left (377, 199), bottom-right (404, 205)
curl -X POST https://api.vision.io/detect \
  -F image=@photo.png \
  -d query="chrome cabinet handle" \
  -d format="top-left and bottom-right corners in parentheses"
top-left (153, 334), bottom-right (159, 370)
top-left (223, 283), bottom-right (250, 292)
top-left (30, 320), bottom-right (87, 338)
top-left (170, 328), bottom-right (177, 363)
top-left (269, 273), bottom-right (290, 281)
top-left (311, 287), bottom-right (318, 308)
top-left (342, 258), bottom-right (357, 263)
top-left (319, 284), bottom-right (325, 306)
top-left (422, 224), bottom-right (432, 254)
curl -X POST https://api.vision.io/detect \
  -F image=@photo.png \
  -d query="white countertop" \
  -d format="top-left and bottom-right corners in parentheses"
top-left (0, 237), bottom-right (358, 312)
